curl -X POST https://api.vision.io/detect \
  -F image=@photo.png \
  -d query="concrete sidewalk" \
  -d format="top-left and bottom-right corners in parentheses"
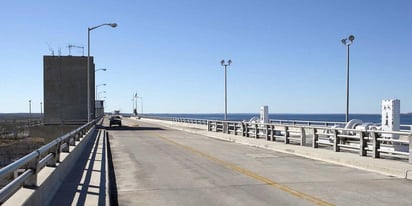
top-left (48, 129), bottom-right (109, 206)
top-left (135, 117), bottom-right (412, 180)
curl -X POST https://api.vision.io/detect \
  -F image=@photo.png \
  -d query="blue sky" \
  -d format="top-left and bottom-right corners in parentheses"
top-left (1, 0), bottom-right (412, 114)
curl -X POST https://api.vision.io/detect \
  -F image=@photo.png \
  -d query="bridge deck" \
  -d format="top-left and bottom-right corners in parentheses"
top-left (109, 118), bottom-right (412, 206)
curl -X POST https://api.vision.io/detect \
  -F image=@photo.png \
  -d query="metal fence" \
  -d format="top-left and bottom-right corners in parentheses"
top-left (269, 119), bottom-right (412, 131)
top-left (207, 120), bottom-right (412, 163)
top-left (0, 119), bottom-right (97, 204)
top-left (269, 119), bottom-right (345, 127)
top-left (142, 116), bottom-right (208, 125)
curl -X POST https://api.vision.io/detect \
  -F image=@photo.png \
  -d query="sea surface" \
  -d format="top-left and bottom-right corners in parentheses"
top-left (145, 113), bottom-right (412, 125)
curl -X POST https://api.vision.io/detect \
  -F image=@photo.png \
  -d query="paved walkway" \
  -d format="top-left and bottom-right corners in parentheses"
top-left (49, 128), bottom-right (109, 206)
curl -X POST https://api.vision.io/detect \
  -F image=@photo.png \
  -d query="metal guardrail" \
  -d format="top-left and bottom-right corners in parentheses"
top-left (141, 116), bottom-right (208, 125)
top-left (171, 117), bottom-right (208, 125)
top-left (207, 120), bottom-right (412, 163)
top-left (0, 119), bottom-right (98, 204)
top-left (270, 119), bottom-right (345, 127)
top-left (270, 119), bottom-right (412, 131)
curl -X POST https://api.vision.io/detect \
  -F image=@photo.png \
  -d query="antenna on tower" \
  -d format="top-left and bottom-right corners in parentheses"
top-left (49, 48), bottom-right (55, 56)
top-left (46, 42), bottom-right (55, 56)
top-left (67, 44), bottom-right (85, 56)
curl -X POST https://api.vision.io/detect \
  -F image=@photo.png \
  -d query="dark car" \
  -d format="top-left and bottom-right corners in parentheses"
top-left (109, 115), bottom-right (122, 127)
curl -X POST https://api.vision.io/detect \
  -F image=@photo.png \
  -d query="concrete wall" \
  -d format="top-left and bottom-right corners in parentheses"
top-left (44, 56), bottom-right (95, 124)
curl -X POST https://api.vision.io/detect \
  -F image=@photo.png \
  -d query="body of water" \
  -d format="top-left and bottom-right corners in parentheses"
top-left (145, 113), bottom-right (412, 125)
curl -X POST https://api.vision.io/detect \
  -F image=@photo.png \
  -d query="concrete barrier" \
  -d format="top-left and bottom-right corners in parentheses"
top-left (3, 128), bottom-right (97, 206)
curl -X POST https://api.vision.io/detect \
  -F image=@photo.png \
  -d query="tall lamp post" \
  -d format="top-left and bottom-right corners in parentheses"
top-left (133, 93), bottom-right (144, 115)
top-left (341, 35), bottom-right (355, 123)
top-left (98, 91), bottom-right (106, 99)
top-left (28, 100), bottom-right (32, 126)
top-left (87, 23), bottom-right (117, 122)
top-left (220, 59), bottom-right (232, 121)
top-left (137, 96), bottom-right (143, 115)
top-left (96, 83), bottom-right (106, 100)
top-left (40, 101), bottom-right (43, 123)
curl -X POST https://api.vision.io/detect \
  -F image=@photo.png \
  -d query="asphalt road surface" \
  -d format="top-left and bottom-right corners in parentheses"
top-left (107, 118), bottom-right (412, 206)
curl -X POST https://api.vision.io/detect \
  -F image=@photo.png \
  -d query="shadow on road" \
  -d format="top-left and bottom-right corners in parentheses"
top-left (105, 126), bottom-right (164, 131)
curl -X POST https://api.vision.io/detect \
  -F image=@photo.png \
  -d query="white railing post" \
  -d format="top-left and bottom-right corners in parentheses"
top-left (359, 131), bottom-right (366, 156)
top-left (254, 123), bottom-right (258, 139)
top-left (284, 126), bottom-right (289, 144)
top-left (312, 128), bottom-right (318, 148)
top-left (409, 134), bottom-right (412, 163)
top-left (300, 127), bottom-right (306, 146)
top-left (333, 129), bottom-right (339, 152)
top-left (371, 131), bottom-right (380, 159)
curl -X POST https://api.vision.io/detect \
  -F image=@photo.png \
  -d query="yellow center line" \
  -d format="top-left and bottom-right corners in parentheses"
top-left (155, 134), bottom-right (334, 206)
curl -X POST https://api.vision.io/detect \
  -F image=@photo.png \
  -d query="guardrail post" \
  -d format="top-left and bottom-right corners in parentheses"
top-left (333, 129), bottom-right (339, 152)
top-left (359, 131), bottom-right (366, 156)
top-left (213, 122), bottom-right (217, 132)
top-left (284, 126), bottom-right (289, 144)
top-left (266, 125), bottom-right (270, 141)
top-left (61, 138), bottom-right (70, 153)
top-left (223, 122), bottom-right (228, 134)
top-left (254, 124), bottom-right (258, 139)
top-left (270, 125), bottom-right (275, 141)
top-left (75, 133), bottom-right (80, 141)
top-left (245, 123), bottom-right (249, 137)
top-left (409, 134), bottom-right (412, 163)
top-left (312, 128), bottom-right (318, 148)
top-left (24, 152), bottom-right (40, 188)
top-left (207, 121), bottom-right (211, 131)
top-left (300, 127), bottom-right (306, 146)
top-left (371, 131), bottom-right (380, 158)
top-left (69, 132), bottom-right (76, 146)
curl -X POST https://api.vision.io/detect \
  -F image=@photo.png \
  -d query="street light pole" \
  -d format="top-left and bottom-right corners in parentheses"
top-left (28, 100), bottom-right (31, 126)
top-left (87, 23), bottom-right (117, 122)
top-left (136, 97), bottom-right (138, 113)
top-left (135, 95), bottom-right (144, 115)
top-left (131, 98), bottom-right (135, 114)
top-left (98, 91), bottom-right (106, 99)
top-left (220, 59), bottom-right (232, 121)
top-left (341, 35), bottom-right (355, 123)
top-left (141, 97), bottom-right (143, 114)
top-left (96, 83), bottom-right (106, 100)
top-left (40, 101), bottom-right (43, 123)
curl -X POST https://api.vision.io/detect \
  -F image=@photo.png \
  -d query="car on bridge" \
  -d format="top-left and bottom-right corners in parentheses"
top-left (109, 115), bottom-right (122, 127)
